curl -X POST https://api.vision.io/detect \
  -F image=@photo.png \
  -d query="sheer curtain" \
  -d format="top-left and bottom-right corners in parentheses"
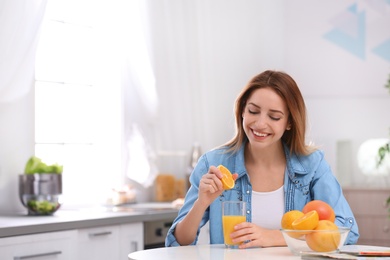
top-left (120, 0), bottom-right (159, 188)
top-left (0, 0), bottom-right (47, 103)
top-left (92, 0), bottom-right (159, 189)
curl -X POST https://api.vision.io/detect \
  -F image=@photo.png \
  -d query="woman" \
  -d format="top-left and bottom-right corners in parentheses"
top-left (165, 70), bottom-right (359, 248)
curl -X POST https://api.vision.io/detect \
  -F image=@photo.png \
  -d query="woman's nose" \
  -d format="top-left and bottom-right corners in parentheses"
top-left (254, 114), bottom-right (267, 128)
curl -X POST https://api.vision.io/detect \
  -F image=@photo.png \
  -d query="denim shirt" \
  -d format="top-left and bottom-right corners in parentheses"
top-left (165, 143), bottom-right (359, 246)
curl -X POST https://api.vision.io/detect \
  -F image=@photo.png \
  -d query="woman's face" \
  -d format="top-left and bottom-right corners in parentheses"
top-left (242, 87), bottom-right (290, 149)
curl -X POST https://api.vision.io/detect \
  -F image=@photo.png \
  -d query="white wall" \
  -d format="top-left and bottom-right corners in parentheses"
top-left (0, 89), bottom-right (34, 213)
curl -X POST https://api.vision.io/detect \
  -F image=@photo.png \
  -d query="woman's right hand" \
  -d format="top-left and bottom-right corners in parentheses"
top-left (198, 166), bottom-right (238, 207)
top-left (173, 165), bottom-right (238, 245)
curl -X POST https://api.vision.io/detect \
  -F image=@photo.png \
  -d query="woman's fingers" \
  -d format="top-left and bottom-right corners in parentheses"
top-left (230, 222), bottom-right (256, 243)
top-left (201, 177), bottom-right (218, 193)
top-left (200, 172), bottom-right (223, 193)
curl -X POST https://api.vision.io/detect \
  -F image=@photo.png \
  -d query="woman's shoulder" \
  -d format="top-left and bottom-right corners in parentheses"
top-left (202, 146), bottom-right (236, 161)
top-left (288, 148), bottom-right (328, 173)
top-left (299, 148), bottom-right (325, 161)
top-left (199, 145), bottom-right (243, 169)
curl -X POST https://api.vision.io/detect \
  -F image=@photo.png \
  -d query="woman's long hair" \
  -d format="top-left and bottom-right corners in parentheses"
top-left (224, 70), bottom-right (313, 156)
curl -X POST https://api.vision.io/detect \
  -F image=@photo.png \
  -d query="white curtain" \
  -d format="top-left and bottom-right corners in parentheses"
top-left (0, 0), bottom-right (47, 103)
top-left (117, 0), bottom-right (159, 187)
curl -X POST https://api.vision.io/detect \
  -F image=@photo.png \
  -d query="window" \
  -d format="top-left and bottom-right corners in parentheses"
top-left (35, 0), bottom-right (122, 205)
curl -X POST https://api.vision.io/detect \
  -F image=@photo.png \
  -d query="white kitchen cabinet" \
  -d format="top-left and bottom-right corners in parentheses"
top-left (0, 230), bottom-right (77, 260)
top-left (119, 222), bottom-right (143, 259)
top-left (77, 225), bottom-right (120, 260)
top-left (77, 222), bottom-right (143, 260)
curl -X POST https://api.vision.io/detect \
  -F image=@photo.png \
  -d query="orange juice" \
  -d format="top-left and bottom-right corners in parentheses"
top-left (222, 215), bottom-right (246, 245)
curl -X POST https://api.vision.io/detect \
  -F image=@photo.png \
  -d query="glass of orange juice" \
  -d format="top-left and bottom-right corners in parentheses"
top-left (222, 201), bottom-right (246, 248)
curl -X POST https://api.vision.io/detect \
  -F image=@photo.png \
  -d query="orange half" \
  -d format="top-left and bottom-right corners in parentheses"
top-left (217, 165), bottom-right (235, 190)
top-left (291, 210), bottom-right (319, 231)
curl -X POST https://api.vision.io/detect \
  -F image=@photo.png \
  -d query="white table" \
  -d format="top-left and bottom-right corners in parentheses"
top-left (128, 244), bottom-right (301, 260)
top-left (129, 244), bottom-right (390, 260)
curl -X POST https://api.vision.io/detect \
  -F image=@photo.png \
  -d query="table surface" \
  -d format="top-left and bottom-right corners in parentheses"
top-left (128, 244), bottom-right (390, 260)
top-left (128, 244), bottom-right (301, 260)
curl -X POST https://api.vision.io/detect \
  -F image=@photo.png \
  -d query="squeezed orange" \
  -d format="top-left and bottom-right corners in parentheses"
top-left (218, 165), bottom-right (235, 190)
top-left (222, 215), bottom-right (246, 245)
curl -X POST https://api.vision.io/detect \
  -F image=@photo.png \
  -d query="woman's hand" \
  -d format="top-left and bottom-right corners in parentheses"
top-left (229, 222), bottom-right (286, 248)
top-left (197, 165), bottom-right (238, 208)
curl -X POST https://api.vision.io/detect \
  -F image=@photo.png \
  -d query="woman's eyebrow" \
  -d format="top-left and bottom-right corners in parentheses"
top-left (248, 102), bottom-right (284, 115)
top-left (269, 109), bottom-right (284, 115)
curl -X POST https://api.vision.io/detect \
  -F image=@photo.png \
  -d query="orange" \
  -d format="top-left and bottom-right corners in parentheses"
top-left (281, 210), bottom-right (304, 230)
top-left (281, 210), bottom-right (305, 239)
top-left (306, 220), bottom-right (341, 252)
top-left (217, 165), bottom-right (235, 190)
top-left (291, 210), bottom-right (319, 232)
top-left (303, 200), bottom-right (335, 222)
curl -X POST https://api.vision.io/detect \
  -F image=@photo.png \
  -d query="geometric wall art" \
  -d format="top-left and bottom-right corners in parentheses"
top-left (324, 1), bottom-right (390, 63)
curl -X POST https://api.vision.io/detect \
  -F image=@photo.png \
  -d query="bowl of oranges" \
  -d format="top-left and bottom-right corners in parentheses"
top-left (280, 200), bottom-right (350, 256)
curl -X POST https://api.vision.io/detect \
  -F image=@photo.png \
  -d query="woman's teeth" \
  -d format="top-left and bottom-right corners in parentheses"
top-left (253, 130), bottom-right (267, 137)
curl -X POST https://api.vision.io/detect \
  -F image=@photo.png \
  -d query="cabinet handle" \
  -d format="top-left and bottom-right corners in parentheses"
top-left (131, 241), bottom-right (138, 252)
top-left (14, 251), bottom-right (62, 260)
top-left (89, 231), bottom-right (112, 237)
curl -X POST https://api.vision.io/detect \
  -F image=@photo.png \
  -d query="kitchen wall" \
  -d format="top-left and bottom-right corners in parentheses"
top-left (0, 0), bottom-right (389, 211)
top-left (0, 90), bottom-right (34, 212)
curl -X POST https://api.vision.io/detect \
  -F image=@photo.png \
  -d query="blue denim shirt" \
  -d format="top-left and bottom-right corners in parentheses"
top-left (165, 143), bottom-right (359, 246)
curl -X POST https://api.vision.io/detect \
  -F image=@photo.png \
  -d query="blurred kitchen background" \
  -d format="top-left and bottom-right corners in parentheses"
top-left (0, 0), bottom-right (389, 212)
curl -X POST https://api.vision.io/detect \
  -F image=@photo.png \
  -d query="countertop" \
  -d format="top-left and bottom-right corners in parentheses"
top-left (0, 203), bottom-right (180, 238)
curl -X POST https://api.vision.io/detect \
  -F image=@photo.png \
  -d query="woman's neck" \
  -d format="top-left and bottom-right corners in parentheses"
top-left (245, 141), bottom-right (285, 167)
top-left (244, 141), bottom-right (286, 192)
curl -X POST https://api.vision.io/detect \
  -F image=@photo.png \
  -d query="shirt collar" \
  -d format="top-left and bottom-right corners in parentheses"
top-left (234, 141), bottom-right (309, 178)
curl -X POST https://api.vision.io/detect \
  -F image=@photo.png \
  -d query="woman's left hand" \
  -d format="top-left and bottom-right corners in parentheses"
top-left (229, 222), bottom-right (286, 248)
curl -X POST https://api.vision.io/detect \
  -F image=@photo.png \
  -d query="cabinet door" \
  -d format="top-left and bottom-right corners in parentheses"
top-left (77, 225), bottom-right (120, 260)
top-left (119, 222), bottom-right (143, 259)
top-left (0, 230), bottom-right (77, 260)
top-left (344, 188), bottom-right (390, 245)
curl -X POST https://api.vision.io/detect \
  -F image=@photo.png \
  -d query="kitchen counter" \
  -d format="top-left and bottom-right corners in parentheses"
top-left (0, 203), bottom-right (180, 238)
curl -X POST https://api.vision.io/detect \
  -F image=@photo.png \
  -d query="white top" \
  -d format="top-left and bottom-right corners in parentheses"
top-left (251, 185), bottom-right (284, 229)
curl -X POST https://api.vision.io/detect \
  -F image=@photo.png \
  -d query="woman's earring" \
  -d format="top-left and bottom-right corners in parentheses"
top-left (286, 125), bottom-right (291, 130)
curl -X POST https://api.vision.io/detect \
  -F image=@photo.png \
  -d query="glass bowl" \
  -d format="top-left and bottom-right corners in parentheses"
top-left (281, 227), bottom-right (350, 256)
top-left (21, 194), bottom-right (62, 215)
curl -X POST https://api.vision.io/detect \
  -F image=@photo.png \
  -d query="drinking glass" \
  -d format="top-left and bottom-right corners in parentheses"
top-left (222, 201), bottom-right (246, 248)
